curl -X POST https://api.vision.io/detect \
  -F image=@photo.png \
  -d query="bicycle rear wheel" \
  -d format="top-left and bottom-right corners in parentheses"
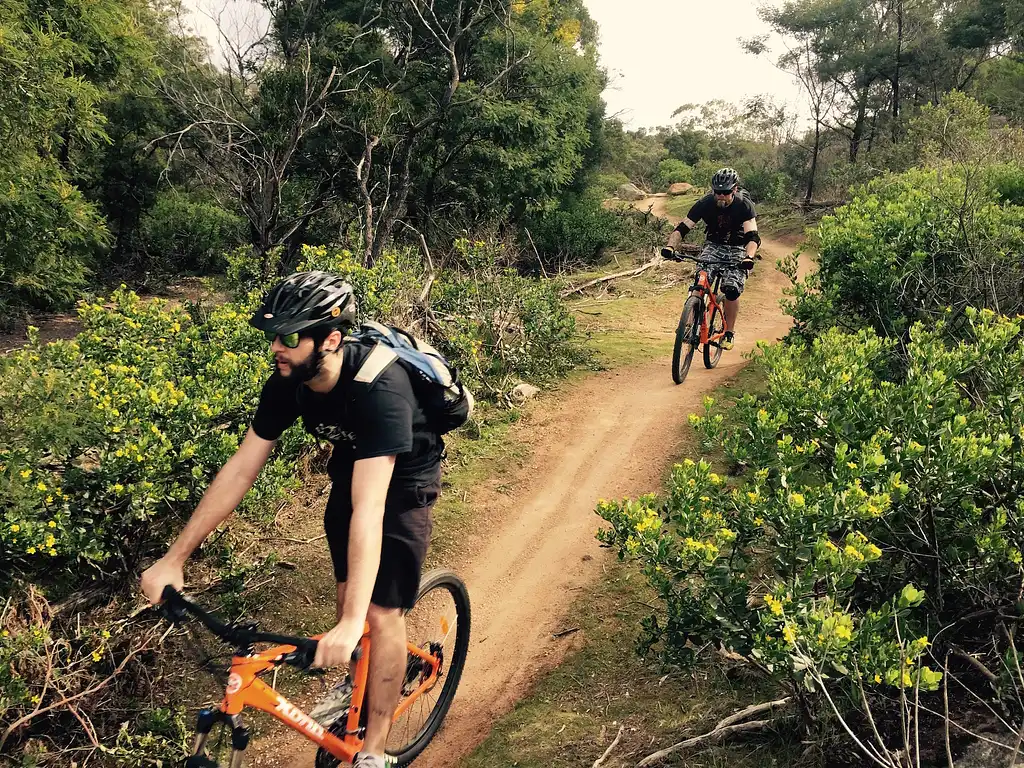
top-left (703, 296), bottom-right (726, 369)
top-left (385, 569), bottom-right (471, 766)
top-left (672, 296), bottom-right (702, 385)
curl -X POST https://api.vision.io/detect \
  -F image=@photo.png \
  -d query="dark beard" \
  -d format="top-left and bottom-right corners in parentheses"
top-left (283, 348), bottom-right (324, 382)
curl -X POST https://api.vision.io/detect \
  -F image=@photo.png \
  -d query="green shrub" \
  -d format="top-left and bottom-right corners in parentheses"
top-left (654, 159), bottom-right (693, 191)
top-left (0, 287), bottom-right (310, 591)
top-left (134, 191), bottom-right (245, 274)
top-left (593, 172), bottom-right (631, 196)
top-left (988, 162), bottom-right (1024, 206)
top-left (598, 311), bottom-right (1024, 754)
top-left (431, 239), bottom-right (588, 396)
top-left (736, 165), bottom-right (789, 203)
top-left (784, 168), bottom-right (1024, 338)
top-left (524, 190), bottom-right (627, 266)
top-left (0, 154), bottom-right (109, 315)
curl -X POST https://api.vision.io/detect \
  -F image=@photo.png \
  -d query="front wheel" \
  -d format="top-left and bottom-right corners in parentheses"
top-left (672, 296), bottom-right (703, 385)
top-left (703, 297), bottom-right (726, 369)
top-left (387, 569), bottom-right (471, 765)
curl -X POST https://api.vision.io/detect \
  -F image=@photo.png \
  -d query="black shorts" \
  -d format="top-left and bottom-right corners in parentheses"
top-left (324, 478), bottom-right (439, 610)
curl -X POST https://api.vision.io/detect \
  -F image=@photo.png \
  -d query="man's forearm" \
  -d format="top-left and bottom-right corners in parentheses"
top-left (745, 241), bottom-right (758, 260)
top-left (165, 460), bottom-right (259, 564)
top-left (341, 504), bottom-right (384, 624)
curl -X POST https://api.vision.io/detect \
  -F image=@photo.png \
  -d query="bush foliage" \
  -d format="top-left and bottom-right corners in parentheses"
top-left (599, 311), bottom-right (1024, 753)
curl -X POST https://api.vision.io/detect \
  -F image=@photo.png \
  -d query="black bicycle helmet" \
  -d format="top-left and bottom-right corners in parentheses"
top-left (250, 271), bottom-right (357, 336)
top-left (711, 167), bottom-right (740, 193)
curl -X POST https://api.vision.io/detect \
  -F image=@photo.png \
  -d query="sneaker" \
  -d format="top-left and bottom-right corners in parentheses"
top-left (353, 754), bottom-right (387, 768)
top-left (308, 679), bottom-right (352, 727)
top-left (722, 331), bottom-right (735, 351)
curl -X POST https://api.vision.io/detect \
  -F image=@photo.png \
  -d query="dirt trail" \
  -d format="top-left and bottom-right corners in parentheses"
top-left (419, 239), bottom-right (803, 767)
top-left (274, 217), bottom-right (804, 767)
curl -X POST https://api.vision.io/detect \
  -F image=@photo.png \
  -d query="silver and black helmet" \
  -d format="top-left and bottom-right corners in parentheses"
top-left (250, 271), bottom-right (357, 336)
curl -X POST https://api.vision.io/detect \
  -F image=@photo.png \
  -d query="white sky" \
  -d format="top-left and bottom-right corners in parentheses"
top-left (181, 0), bottom-right (809, 130)
top-left (583, 0), bottom-right (808, 130)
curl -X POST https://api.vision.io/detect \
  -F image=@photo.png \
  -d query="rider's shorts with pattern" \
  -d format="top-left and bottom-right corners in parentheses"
top-left (702, 242), bottom-right (747, 300)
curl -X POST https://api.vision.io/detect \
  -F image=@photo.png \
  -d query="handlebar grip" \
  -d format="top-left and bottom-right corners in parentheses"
top-left (159, 586), bottom-right (188, 623)
top-left (660, 247), bottom-right (676, 259)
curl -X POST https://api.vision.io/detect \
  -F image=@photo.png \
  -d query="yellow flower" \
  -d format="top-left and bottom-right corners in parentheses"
top-left (101, 630), bottom-right (111, 639)
top-left (764, 595), bottom-right (784, 616)
top-left (26, 546), bottom-right (36, 555)
top-left (36, 481), bottom-right (47, 492)
top-left (9, 524), bottom-right (20, 533)
top-left (46, 496), bottom-right (53, 504)
top-left (48, 549), bottom-right (56, 556)
top-left (753, 516), bottom-right (764, 526)
top-left (20, 469), bottom-right (32, 479)
top-left (709, 473), bottom-right (722, 485)
top-left (847, 462), bottom-right (857, 470)
top-left (113, 484), bottom-right (124, 494)
top-left (783, 624), bottom-right (797, 644)
top-left (835, 624), bottom-right (852, 641)
top-left (45, 534), bottom-right (55, 548)
top-left (747, 491), bottom-right (760, 503)
top-left (874, 674), bottom-right (882, 684)
top-left (92, 651), bottom-right (101, 662)
top-left (789, 492), bottom-right (806, 508)
top-left (48, 520), bottom-right (56, 528)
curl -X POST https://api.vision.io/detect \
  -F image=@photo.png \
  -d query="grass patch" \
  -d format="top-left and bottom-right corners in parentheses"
top-left (460, 557), bottom-right (810, 768)
top-left (663, 192), bottom-right (702, 220)
top-left (570, 264), bottom-right (695, 368)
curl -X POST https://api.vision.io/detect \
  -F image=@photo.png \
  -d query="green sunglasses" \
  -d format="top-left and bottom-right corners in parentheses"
top-left (264, 330), bottom-right (301, 348)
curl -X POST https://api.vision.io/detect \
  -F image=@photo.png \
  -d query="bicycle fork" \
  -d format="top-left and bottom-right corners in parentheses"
top-left (187, 708), bottom-right (250, 768)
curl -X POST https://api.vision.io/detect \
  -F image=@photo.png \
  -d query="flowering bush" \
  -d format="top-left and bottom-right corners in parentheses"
top-left (0, 287), bottom-right (311, 587)
top-left (598, 310), bottom-right (1024, 749)
top-left (783, 168), bottom-right (1024, 339)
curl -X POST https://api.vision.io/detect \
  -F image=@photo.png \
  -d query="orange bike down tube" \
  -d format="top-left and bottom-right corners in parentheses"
top-left (219, 630), bottom-right (371, 762)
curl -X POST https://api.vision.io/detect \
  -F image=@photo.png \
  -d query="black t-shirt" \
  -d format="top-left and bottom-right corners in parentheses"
top-left (251, 343), bottom-right (441, 489)
top-left (681, 192), bottom-right (757, 246)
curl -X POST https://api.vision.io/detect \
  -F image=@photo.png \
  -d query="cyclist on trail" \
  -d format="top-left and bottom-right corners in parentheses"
top-left (141, 271), bottom-right (440, 768)
top-left (665, 167), bottom-right (761, 351)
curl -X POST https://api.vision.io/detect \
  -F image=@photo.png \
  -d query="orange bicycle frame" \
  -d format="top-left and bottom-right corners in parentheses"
top-left (202, 625), bottom-right (441, 764)
top-left (688, 267), bottom-right (726, 347)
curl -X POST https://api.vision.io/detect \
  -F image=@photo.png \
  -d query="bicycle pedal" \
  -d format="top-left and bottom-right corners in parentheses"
top-left (185, 757), bottom-right (220, 768)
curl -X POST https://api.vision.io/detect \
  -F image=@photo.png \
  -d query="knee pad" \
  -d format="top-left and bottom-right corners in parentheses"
top-left (723, 285), bottom-right (741, 301)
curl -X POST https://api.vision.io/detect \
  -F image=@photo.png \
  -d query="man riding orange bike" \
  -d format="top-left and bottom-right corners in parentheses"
top-left (141, 271), bottom-right (445, 768)
top-left (665, 167), bottom-right (761, 350)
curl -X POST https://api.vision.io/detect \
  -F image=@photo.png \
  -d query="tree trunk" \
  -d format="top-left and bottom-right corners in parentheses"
top-left (893, 0), bottom-right (903, 143)
top-left (849, 88), bottom-right (869, 164)
top-left (368, 136), bottom-right (416, 267)
top-left (805, 119), bottom-right (821, 205)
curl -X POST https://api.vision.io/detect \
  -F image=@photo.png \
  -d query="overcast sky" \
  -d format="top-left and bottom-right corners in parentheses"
top-left (182, 0), bottom-right (808, 130)
top-left (583, 0), bottom-right (806, 129)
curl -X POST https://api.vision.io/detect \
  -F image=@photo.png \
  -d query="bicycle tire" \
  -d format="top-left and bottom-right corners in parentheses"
top-left (703, 297), bottom-right (726, 369)
top-left (387, 569), bottom-right (470, 765)
top-left (672, 296), bottom-right (702, 385)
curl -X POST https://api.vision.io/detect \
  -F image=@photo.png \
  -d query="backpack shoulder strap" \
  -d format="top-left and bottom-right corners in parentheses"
top-left (353, 342), bottom-right (399, 386)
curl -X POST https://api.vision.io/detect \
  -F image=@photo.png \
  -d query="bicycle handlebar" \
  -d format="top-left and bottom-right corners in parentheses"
top-left (160, 586), bottom-right (324, 669)
top-left (660, 247), bottom-right (759, 268)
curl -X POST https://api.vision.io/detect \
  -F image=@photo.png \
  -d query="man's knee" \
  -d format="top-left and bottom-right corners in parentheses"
top-left (723, 285), bottom-right (742, 301)
top-left (366, 602), bottom-right (404, 634)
